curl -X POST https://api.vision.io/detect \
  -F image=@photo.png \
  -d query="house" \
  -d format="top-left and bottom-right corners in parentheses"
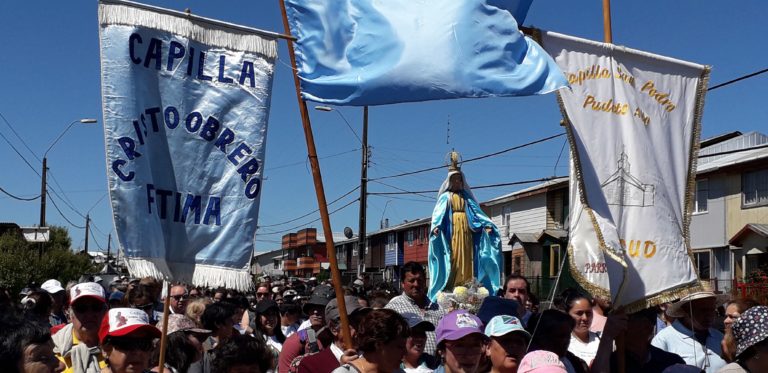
top-left (252, 249), bottom-right (284, 278)
top-left (280, 228), bottom-right (326, 277)
top-left (481, 177), bottom-right (575, 297)
top-left (692, 131), bottom-right (768, 290)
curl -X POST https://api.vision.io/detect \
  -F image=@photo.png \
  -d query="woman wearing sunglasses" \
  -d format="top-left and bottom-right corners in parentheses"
top-left (99, 307), bottom-right (161, 373)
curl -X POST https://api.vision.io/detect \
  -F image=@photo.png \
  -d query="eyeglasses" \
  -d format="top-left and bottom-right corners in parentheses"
top-left (109, 337), bottom-right (154, 352)
top-left (256, 292), bottom-right (270, 297)
top-left (72, 303), bottom-right (106, 314)
top-left (131, 303), bottom-right (155, 311)
top-left (170, 294), bottom-right (188, 301)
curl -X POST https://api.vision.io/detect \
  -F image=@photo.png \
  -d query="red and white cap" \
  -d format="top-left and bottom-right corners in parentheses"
top-left (69, 282), bottom-right (106, 305)
top-left (99, 308), bottom-right (161, 343)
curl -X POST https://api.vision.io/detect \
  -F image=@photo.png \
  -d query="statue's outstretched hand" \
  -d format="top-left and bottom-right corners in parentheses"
top-left (485, 226), bottom-right (493, 234)
top-left (432, 227), bottom-right (439, 236)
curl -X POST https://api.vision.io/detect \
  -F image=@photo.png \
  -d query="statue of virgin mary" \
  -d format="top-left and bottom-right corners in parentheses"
top-left (427, 151), bottom-right (502, 302)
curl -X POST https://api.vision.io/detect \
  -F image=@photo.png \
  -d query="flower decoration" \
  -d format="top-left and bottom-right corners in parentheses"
top-left (436, 279), bottom-right (489, 314)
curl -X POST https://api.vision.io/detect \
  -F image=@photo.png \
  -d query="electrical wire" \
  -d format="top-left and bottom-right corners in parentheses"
top-left (368, 176), bottom-right (566, 195)
top-left (89, 226), bottom-right (104, 251)
top-left (0, 187), bottom-right (40, 201)
top-left (0, 111), bottom-right (41, 162)
top-left (370, 133), bottom-right (565, 181)
top-left (266, 148), bottom-right (360, 171)
top-left (47, 192), bottom-right (85, 229)
top-left (708, 67), bottom-right (768, 91)
top-left (257, 185), bottom-right (360, 228)
top-left (257, 198), bottom-right (358, 235)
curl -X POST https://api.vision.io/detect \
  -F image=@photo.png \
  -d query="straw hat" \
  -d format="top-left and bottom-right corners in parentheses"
top-left (666, 282), bottom-right (729, 318)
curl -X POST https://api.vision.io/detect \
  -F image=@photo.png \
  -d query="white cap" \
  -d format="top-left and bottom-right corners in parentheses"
top-left (41, 279), bottom-right (65, 294)
top-left (100, 308), bottom-right (160, 343)
top-left (70, 282), bottom-right (106, 305)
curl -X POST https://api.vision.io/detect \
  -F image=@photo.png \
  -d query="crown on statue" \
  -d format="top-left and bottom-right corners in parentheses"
top-left (448, 151), bottom-right (461, 172)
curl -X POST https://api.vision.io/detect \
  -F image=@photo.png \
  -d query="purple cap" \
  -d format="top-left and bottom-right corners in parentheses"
top-left (436, 310), bottom-right (486, 344)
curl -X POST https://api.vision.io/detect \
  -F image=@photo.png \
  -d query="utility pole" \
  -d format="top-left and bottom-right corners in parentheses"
top-left (358, 106), bottom-right (369, 277)
top-left (107, 233), bottom-right (112, 262)
top-left (39, 158), bottom-right (48, 228)
top-left (84, 214), bottom-right (90, 252)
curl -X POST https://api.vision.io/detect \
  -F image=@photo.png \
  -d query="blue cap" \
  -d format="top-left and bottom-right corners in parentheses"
top-left (484, 315), bottom-right (530, 340)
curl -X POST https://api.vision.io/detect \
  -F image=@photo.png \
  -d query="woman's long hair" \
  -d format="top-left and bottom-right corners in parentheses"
top-left (255, 305), bottom-right (286, 344)
top-left (150, 331), bottom-right (198, 372)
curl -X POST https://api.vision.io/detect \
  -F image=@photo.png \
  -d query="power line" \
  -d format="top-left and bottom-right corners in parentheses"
top-left (370, 133), bottom-right (565, 181)
top-left (257, 198), bottom-right (358, 235)
top-left (89, 226), bottom-right (104, 251)
top-left (265, 148), bottom-right (360, 172)
top-left (47, 192), bottom-right (85, 229)
top-left (0, 129), bottom-right (41, 177)
top-left (0, 111), bottom-right (41, 162)
top-left (369, 180), bottom-right (434, 200)
top-left (257, 186), bottom-right (360, 228)
top-left (0, 187), bottom-right (40, 201)
top-left (708, 67), bottom-right (768, 91)
top-left (368, 176), bottom-right (566, 195)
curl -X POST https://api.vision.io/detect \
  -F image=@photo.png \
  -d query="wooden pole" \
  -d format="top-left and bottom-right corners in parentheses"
top-left (278, 0), bottom-right (352, 348)
top-left (157, 281), bottom-right (172, 371)
top-left (602, 0), bottom-right (613, 44)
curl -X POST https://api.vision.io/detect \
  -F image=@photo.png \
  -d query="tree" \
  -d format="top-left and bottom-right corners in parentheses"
top-left (0, 225), bottom-right (95, 297)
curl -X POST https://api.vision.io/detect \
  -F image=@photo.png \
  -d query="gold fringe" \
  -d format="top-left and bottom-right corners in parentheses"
top-left (682, 66), bottom-right (712, 274)
top-left (621, 281), bottom-right (704, 314)
top-left (567, 244), bottom-right (611, 299)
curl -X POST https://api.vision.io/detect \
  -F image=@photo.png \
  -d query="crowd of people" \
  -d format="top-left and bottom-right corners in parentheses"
top-left (2, 261), bottom-right (767, 373)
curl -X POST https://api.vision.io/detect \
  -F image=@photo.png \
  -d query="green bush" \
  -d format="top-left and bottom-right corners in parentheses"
top-left (0, 226), bottom-right (95, 297)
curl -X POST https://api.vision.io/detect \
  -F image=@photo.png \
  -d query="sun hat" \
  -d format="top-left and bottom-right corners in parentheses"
top-left (732, 305), bottom-right (768, 357)
top-left (156, 314), bottom-right (211, 335)
top-left (302, 284), bottom-right (336, 314)
top-left (401, 312), bottom-right (435, 332)
top-left (485, 315), bottom-right (531, 340)
top-left (325, 296), bottom-right (367, 323)
top-left (41, 279), bottom-right (65, 294)
top-left (666, 282), bottom-right (728, 318)
top-left (99, 307), bottom-right (162, 343)
top-left (70, 282), bottom-right (106, 305)
top-left (436, 310), bottom-right (486, 345)
top-left (518, 350), bottom-right (566, 373)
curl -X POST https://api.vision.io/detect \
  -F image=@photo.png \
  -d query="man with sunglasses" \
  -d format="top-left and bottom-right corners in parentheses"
top-left (168, 284), bottom-right (188, 315)
top-left (278, 285), bottom-right (335, 372)
top-left (52, 282), bottom-right (109, 373)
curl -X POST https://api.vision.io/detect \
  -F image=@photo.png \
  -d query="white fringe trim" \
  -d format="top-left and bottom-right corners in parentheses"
top-left (124, 258), bottom-right (254, 291)
top-left (99, 2), bottom-right (277, 58)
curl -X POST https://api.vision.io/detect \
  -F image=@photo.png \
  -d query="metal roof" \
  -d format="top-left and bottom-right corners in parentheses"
top-left (483, 177), bottom-right (569, 206)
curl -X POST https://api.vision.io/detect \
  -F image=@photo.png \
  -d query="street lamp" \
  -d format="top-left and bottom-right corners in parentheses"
top-left (39, 118), bottom-right (98, 229)
top-left (314, 106), bottom-right (368, 278)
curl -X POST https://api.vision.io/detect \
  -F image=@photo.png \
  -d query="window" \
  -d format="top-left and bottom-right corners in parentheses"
top-left (273, 259), bottom-right (279, 269)
top-left (549, 244), bottom-right (562, 278)
top-left (418, 227), bottom-right (424, 243)
top-left (388, 233), bottom-right (395, 251)
top-left (406, 230), bottom-right (414, 245)
top-left (514, 256), bottom-right (522, 274)
top-left (743, 169), bottom-right (768, 207)
top-left (694, 251), bottom-right (711, 280)
top-left (694, 179), bottom-right (708, 213)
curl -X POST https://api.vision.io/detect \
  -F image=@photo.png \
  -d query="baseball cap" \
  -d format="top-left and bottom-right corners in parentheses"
top-left (99, 307), bottom-right (162, 343)
top-left (436, 310), bottom-right (487, 345)
top-left (255, 299), bottom-right (280, 314)
top-left (477, 296), bottom-right (521, 325)
top-left (70, 282), bottom-right (106, 305)
top-left (325, 296), bottom-right (367, 322)
top-left (283, 289), bottom-right (298, 298)
top-left (485, 315), bottom-right (530, 340)
top-left (109, 291), bottom-right (125, 302)
top-left (156, 314), bottom-right (211, 335)
top-left (41, 279), bottom-right (65, 294)
top-left (401, 312), bottom-right (435, 332)
top-left (519, 350), bottom-right (566, 373)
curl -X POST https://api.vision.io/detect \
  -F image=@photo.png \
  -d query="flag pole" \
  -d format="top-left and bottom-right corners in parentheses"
top-left (602, 0), bottom-right (613, 44)
top-left (279, 0), bottom-right (353, 348)
top-left (602, 2), bottom-right (624, 372)
top-left (157, 280), bottom-right (172, 371)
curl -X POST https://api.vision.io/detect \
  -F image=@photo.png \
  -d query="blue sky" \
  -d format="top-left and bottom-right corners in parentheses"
top-left (0, 1), bottom-right (766, 255)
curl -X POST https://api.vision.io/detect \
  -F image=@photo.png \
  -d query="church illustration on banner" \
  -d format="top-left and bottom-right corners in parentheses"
top-left (600, 151), bottom-right (655, 207)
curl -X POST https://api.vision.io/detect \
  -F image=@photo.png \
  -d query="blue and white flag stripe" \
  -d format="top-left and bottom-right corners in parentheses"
top-left (285, 0), bottom-right (566, 106)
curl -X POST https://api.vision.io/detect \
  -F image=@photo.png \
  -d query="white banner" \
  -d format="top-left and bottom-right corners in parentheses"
top-left (98, 0), bottom-right (277, 290)
top-left (541, 31), bottom-right (709, 311)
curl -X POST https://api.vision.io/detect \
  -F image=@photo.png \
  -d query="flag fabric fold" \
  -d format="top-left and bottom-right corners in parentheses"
top-left (98, 0), bottom-right (277, 290)
top-left (541, 31), bottom-right (709, 311)
top-left (284, 0), bottom-right (566, 106)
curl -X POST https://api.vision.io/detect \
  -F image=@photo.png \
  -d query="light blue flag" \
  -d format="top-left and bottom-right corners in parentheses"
top-left (285, 0), bottom-right (566, 106)
top-left (98, 1), bottom-right (277, 290)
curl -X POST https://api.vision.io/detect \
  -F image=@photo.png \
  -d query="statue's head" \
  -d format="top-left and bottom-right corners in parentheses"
top-left (448, 173), bottom-right (464, 192)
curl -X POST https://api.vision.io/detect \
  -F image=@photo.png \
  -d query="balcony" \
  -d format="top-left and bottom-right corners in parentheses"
top-left (282, 259), bottom-right (296, 271)
top-left (282, 233), bottom-right (297, 249)
top-left (297, 228), bottom-right (317, 246)
top-left (297, 256), bottom-right (315, 270)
